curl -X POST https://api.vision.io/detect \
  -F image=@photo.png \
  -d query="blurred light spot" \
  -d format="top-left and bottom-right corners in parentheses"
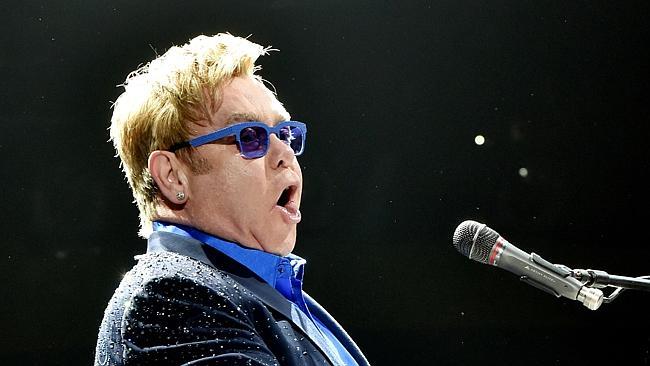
top-left (519, 167), bottom-right (529, 178)
top-left (55, 250), bottom-right (67, 259)
top-left (474, 135), bottom-right (485, 145)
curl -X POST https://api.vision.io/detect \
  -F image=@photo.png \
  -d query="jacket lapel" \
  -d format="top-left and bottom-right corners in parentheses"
top-left (226, 271), bottom-right (346, 366)
top-left (147, 231), bottom-right (346, 366)
top-left (304, 293), bottom-right (370, 366)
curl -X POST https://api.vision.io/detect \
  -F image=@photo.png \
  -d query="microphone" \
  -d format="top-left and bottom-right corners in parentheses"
top-left (453, 220), bottom-right (603, 310)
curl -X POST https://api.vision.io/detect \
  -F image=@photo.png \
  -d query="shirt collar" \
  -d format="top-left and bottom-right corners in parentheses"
top-left (151, 221), bottom-right (306, 298)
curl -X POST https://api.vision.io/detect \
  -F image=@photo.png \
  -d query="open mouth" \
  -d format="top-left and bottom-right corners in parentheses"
top-left (277, 186), bottom-right (295, 207)
top-left (275, 185), bottom-right (301, 224)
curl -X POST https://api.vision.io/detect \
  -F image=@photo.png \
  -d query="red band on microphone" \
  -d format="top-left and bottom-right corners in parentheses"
top-left (489, 238), bottom-right (505, 265)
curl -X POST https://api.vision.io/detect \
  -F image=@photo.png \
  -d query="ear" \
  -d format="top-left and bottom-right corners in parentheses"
top-left (148, 150), bottom-right (189, 205)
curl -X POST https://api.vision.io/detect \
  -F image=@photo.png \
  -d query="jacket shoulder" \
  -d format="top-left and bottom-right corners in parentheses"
top-left (95, 252), bottom-right (277, 365)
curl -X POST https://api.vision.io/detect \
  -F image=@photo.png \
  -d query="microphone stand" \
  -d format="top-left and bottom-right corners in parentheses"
top-left (572, 269), bottom-right (650, 304)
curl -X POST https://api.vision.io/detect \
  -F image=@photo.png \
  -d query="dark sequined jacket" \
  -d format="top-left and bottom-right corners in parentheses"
top-left (94, 230), bottom-right (370, 366)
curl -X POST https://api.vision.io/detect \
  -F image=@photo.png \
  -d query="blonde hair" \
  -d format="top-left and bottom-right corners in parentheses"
top-left (109, 33), bottom-right (268, 237)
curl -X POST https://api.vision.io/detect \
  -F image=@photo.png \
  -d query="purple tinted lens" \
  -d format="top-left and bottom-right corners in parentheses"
top-left (239, 126), bottom-right (268, 158)
top-left (279, 125), bottom-right (304, 154)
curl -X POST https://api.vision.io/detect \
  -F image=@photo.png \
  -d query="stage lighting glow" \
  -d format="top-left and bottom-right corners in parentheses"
top-left (474, 135), bottom-right (485, 145)
top-left (519, 167), bottom-right (529, 178)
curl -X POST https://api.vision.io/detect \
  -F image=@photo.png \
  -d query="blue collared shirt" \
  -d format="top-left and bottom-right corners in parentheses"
top-left (152, 221), bottom-right (358, 366)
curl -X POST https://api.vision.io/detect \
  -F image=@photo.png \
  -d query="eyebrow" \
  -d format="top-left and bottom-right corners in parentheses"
top-left (224, 112), bottom-right (290, 127)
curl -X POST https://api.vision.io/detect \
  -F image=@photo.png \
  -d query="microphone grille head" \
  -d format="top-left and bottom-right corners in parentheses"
top-left (453, 220), bottom-right (482, 258)
top-left (453, 220), bottom-right (500, 263)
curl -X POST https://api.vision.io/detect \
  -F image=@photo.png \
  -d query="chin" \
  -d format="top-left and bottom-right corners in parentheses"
top-left (254, 224), bottom-right (297, 256)
top-left (280, 242), bottom-right (296, 256)
top-left (266, 240), bottom-right (295, 256)
top-left (266, 232), bottom-right (297, 256)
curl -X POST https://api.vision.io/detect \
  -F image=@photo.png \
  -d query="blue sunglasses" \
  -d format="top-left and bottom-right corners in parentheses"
top-left (169, 121), bottom-right (307, 159)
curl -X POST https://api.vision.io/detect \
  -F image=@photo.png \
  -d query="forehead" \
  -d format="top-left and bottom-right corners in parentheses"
top-left (213, 76), bottom-right (290, 128)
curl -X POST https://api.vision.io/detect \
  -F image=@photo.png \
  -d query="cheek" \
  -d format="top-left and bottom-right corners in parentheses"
top-left (223, 164), bottom-right (269, 211)
top-left (191, 163), bottom-right (242, 213)
top-left (295, 164), bottom-right (304, 202)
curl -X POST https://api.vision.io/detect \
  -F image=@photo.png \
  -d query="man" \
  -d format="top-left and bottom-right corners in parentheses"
top-left (94, 34), bottom-right (370, 366)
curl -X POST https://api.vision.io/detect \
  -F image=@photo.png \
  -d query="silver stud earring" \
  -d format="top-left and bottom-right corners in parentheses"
top-left (176, 192), bottom-right (185, 201)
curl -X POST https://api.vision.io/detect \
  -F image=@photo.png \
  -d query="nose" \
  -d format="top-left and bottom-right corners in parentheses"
top-left (266, 133), bottom-right (295, 169)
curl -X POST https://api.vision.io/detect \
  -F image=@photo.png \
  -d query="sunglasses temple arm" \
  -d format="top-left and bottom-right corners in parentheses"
top-left (168, 141), bottom-right (191, 152)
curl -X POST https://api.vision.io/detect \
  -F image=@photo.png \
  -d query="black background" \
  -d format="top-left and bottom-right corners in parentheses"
top-left (2, 1), bottom-right (649, 365)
